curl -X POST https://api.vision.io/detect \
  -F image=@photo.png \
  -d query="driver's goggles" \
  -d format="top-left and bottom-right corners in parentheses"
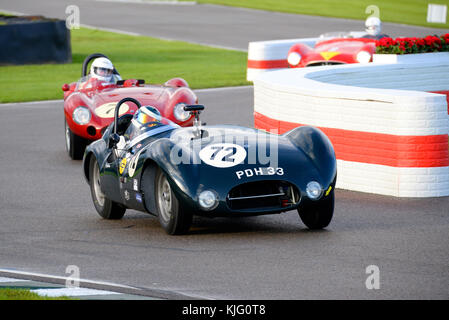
top-left (94, 67), bottom-right (113, 76)
top-left (136, 112), bottom-right (159, 125)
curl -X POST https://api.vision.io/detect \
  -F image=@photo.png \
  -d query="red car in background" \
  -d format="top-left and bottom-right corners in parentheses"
top-left (287, 32), bottom-right (377, 68)
top-left (63, 53), bottom-right (198, 159)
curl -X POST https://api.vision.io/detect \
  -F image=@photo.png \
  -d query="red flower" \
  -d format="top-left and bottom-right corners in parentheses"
top-left (378, 37), bottom-right (394, 47)
top-left (375, 33), bottom-right (448, 54)
top-left (424, 35), bottom-right (434, 46)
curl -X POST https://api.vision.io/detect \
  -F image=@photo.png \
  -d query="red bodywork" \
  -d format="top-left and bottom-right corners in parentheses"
top-left (288, 38), bottom-right (376, 68)
top-left (63, 77), bottom-right (197, 141)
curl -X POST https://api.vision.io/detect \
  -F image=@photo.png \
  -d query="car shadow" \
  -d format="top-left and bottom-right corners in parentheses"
top-left (186, 214), bottom-right (331, 236)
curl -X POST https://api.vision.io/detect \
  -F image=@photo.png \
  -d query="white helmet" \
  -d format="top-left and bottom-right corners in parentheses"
top-left (90, 57), bottom-right (114, 82)
top-left (365, 17), bottom-right (382, 36)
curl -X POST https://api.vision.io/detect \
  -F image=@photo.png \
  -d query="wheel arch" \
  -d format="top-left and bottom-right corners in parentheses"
top-left (283, 126), bottom-right (337, 188)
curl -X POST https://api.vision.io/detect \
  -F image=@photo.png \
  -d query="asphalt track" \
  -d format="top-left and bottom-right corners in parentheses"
top-left (0, 0), bottom-right (448, 300)
top-left (1, 0), bottom-right (448, 51)
top-left (0, 89), bottom-right (448, 299)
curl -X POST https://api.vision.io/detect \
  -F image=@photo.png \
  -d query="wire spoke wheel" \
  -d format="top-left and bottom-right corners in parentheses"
top-left (92, 160), bottom-right (105, 207)
top-left (65, 121), bottom-right (71, 153)
top-left (157, 176), bottom-right (173, 223)
top-left (88, 156), bottom-right (125, 220)
top-left (64, 119), bottom-right (86, 160)
top-left (154, 168), bottom-right (192, 235)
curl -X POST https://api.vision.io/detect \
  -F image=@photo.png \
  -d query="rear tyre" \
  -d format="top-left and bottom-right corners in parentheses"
top-left (89, 156), bottom-right (126, 220)
top-left (65, 119), bottom-right (86, 160)
top-left (298, 190), bottom-right (334, 229)
top-left (154, 168), bottom-right (192, 235)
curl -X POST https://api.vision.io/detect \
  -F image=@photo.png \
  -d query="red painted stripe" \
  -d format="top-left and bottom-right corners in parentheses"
top-left (254, 112), bottom-right (449, 168)
top-left (429, 91), bottom-right (449, 114)
top-left (247, 59), bottom-right (289, 69)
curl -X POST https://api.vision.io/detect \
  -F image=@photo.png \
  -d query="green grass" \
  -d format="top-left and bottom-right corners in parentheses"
top-left (0, 12), bottom-right (15, 17)
top-left (194, 0), bottom-right (449, 29)
top-left (0, 288), bottom-right (76, 300)
top-left (0, 27), bottom-right (249, 103)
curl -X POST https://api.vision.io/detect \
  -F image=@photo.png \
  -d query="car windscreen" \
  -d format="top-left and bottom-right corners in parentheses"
top-left (318, 31), bottom-right (368, 41)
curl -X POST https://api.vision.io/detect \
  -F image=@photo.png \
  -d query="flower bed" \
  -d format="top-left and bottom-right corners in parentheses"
top-left (375, 34), bottom-right (449, 54)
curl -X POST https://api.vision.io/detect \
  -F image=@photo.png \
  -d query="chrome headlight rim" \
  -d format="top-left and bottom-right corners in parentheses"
top-left (306, 181), bottom-right (323, 201)
top-left (287, 52), bottom-right (302, 66)
top-left (356, 50), bottom-right (371, 64)
top-left (72, 106), bottom-right (91, 125)
top-left (173, 102), bottom-right (191, 122)
top-left (198, 189), bottom-right (219, 211)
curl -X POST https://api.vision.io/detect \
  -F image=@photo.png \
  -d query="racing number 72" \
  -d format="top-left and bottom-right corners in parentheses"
top-left (209, 145), bottom-right (238, 163)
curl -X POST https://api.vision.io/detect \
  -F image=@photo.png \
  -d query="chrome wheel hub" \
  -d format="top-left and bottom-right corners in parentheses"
top-left (65, 123), bottom-right (71, 152)
top-left (158, 176), bottom-right (172, 223)
top-left (92, 161), bottom-right (105, 207)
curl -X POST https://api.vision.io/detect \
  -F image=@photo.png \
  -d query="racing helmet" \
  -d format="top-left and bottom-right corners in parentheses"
top-left (365, 17), bottom-right (382, 36)
top-left (134, 106), bottom-right (162, 127)
top-left (90, 57), bottom-right (114, 82)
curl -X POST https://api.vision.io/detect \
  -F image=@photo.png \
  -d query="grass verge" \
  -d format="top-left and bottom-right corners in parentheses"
top-left (194, 0), bottom-right (449, 29)
top-left (0, 27), bottom-right (249, 103)
top-left (0, 288), bottom-right (76, 300)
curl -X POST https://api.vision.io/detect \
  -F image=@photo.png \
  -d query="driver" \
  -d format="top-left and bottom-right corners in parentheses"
top-left (124, 106), bottom-right (164, 141)
top-left (79, 57), bottom-right (117, 90)
top-left (363, 17), bottom-right (389, 39)
top-left (90, 57), bottom-right (115, 83)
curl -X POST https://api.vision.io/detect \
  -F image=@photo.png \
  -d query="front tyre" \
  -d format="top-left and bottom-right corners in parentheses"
top-left (89, 156), bottom-right (126, 220)
top-left (65, 119), bottom-right (86, 160)
top-left (155, 168), bottom-right (192, 235)
top-left (298, 190), bottom-right (334, 229)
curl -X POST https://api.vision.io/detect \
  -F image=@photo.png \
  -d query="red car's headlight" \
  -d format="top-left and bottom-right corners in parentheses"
top-left (356, 51), bottom-right (372, 63)
top-left (73, 106), bottom-right (91, 125)
top-left (174, 103), bottom-right (191, 122)
top-left (287, 52), bottom-right (302, 66)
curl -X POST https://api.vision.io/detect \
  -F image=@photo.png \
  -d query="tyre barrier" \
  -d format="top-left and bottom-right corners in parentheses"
top-left (0, 15), bottom-right (71, 65)
top-left (253, 53), bottom-right (449, 197)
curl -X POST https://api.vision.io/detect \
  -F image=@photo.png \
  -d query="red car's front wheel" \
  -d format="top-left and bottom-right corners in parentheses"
top-left (65, 119), bottom-right (86, 160)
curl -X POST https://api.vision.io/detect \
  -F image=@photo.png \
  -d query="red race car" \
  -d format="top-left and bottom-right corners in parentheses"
top-left (63, 53), bottom-right (198, 159)
top-left (287, 31), bottom-right (378, 68)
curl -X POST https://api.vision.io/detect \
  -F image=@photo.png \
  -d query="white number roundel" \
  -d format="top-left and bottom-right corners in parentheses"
top-left (199, 143), bottom-right (246, 168)
top-left (95, 102), bottom-right (129, 118)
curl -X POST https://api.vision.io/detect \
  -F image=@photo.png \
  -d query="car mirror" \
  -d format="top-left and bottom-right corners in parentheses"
top-left (183, 104), bottom-right (205, 112)
top-left (109, 133), bottom-right (120, 149)
top-left (62, 84), bottom-right (70, 91)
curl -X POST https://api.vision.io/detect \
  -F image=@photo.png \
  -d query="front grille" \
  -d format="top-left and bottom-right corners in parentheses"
top-left (307, 61), bottom-right (344, 67)
top-left (227, 180), bottom-right (300, 211)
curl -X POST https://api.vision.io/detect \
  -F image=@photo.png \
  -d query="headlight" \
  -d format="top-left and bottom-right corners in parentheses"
top-left (287, 52), bottom-right (302, 66)
top-left (306, 181), bottom-right (323, 200)
top-left (198, 190), bottom-right (218, 210)
top-left (173, 103), bottom-right (191, 122)
top-left (356, 51), bottom-right (371, 63)
top-left (72, 106), bottom-right (91, 125)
